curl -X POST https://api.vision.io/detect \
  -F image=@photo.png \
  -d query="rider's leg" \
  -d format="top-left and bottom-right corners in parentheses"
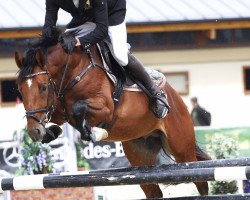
top-left (108, 21), bottom-right (170, 118)
top-left (126, 53), bottom-right (169, 118)
top-left (108, 21), bottom-right (128, 66)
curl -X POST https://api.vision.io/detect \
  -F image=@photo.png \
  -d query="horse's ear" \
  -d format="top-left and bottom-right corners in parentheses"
top-left (35, 49), bottom-right (45, 67)
top-left (15, 51), bottom-right (24, 69)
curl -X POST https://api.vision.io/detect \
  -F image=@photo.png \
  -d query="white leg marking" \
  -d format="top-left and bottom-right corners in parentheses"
top-left (90, 127), bottom-right (108, 142)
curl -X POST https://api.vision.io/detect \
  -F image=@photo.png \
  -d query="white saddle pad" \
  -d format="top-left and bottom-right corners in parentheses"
top-left (123, 67), bottom-right (166, 92)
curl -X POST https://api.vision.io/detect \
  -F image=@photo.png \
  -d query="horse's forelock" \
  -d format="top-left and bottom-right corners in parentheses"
top-left (17, 48), bottom-right (39, 84)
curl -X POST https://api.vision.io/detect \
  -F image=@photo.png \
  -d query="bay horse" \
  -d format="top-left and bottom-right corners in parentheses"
top-left (15, 31), bottom-right (210, 198)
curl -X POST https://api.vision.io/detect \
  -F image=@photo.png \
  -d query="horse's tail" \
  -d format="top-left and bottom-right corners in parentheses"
top-left (195, 144), bottom-right (212, 161)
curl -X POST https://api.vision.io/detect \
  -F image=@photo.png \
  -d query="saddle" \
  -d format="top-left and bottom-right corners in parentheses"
top-left (97, 40), bottom-right (166, 93)
top-left (98, 40), bottom-right (125, 110)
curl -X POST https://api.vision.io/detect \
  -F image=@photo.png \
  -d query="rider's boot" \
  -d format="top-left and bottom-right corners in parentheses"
top-left (126, 53), bottom-right (170, 119)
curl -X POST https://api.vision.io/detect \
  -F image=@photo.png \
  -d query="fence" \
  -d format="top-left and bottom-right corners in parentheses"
top-left (1, 158), bottom-right (250, 199)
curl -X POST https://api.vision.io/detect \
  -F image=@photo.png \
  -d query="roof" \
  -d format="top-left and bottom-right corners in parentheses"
top-left (1, 0), bottom-right (250, 29)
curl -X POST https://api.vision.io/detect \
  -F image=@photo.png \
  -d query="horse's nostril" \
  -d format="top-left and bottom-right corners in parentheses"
top-left (35, 128), bottom-right (41, 135)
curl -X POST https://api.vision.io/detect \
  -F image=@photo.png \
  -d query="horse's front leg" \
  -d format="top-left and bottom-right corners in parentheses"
top-left (72, 100), bottom-right (110, 142)
top-left (72, 100), bottom-right (92, 141)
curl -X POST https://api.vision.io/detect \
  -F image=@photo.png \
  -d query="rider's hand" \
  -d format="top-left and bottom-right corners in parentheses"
top-left (42, 26), bottom-right (58, 38)
top-left (59, 34), bottom-right (77, 54)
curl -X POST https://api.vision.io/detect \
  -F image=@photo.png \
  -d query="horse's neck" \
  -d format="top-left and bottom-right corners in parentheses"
top-left (49, 47), bottom-right (114, 125)
top-left (77, 51), bottom-right (113, 98)
top-left (56, 48), bottom-right (112, 101)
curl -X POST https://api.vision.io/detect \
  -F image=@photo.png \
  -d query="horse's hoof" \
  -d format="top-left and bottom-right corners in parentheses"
top-left (90, 127), bottom-right (108, 142)
top-left (48, 125), bottom-right (62, 138)
top-left (41, 125), bottom-right (62, 144)
top-left (80, 133), bottom-right (92, 141)
top-left (42, 129), bottom-right (56, 144)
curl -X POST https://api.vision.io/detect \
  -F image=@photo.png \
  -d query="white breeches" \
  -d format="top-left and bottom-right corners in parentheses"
top-left (108, 21), bottom-right (128, 66)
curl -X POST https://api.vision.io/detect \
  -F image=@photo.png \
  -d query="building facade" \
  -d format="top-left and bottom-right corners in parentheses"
top-left (0, 0), bottom-right (250, 139)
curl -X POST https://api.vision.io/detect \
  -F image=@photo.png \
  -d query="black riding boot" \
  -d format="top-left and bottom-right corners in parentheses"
top-left (126, 53), bottom-right (170, 118)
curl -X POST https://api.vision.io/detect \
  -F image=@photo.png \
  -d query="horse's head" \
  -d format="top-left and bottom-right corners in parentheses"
top-left (16, 27), bottom-right (102, 141)
top-left (16, 49), bottom-right (55, 142)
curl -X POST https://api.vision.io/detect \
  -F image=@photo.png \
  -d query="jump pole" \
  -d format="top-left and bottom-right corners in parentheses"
top-left (1, 165), bottom-right (250, 191)
top-left (89, 157), bottom-right (250, 175)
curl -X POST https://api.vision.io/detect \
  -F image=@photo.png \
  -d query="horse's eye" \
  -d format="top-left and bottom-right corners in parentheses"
top-left (40, 84), bottom-right (47, 92)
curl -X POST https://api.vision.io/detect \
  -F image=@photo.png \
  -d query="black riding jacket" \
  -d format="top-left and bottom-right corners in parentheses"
top-left (44, 0), bottom-right (126, 45)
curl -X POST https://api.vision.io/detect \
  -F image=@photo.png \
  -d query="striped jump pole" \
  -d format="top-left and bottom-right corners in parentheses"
top-left (1, 165), bottom-right (250, 191)
top-left (89, 157), bottom-right (250, 175)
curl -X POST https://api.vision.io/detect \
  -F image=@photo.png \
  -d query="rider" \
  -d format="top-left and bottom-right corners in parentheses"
top-left (42, 0), bottom-right (170, 118)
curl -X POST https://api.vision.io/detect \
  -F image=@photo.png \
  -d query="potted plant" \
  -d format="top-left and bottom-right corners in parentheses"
top-left (208, 135), bottom-right (239, 194)
top-left (16, 129), bottom-right (54, 175)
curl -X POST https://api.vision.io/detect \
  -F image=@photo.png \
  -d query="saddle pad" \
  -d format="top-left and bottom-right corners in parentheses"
top-left (123, 67), bottom-right (166, 92)
top-left (97, 45), bottom-right (166, 92)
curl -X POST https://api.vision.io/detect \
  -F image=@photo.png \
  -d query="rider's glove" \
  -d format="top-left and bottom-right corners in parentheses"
top-left (59, 34), bottom-right (77, 54)
top-left (42, 26), bottom-right (60, 46)
top-left (42, 26), bottom-right (58, 38)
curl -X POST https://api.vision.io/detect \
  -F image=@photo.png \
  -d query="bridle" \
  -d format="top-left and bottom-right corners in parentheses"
top-left (24, 70), bottom-right (56, 127)
top-left (24, 53), bottom-right (96, 126)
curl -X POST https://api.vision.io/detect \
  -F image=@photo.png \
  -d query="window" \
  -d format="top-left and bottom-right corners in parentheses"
top-left (0, 79), bottom-right (22, 106)
top-left (243, 66), bottom-right (250, 94)
top-left (169, 31), bottom-right (195, 45)
top-left (164, 72), bottom-right (189, 95)
top-left (128, 31), bottom-right (196, 51)
top-left (127, 28), bottom-right (250, 51)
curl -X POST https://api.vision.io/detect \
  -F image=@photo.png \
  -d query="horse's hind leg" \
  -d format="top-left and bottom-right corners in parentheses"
top-left (163, 127), bottom-right (209, 195)
top-left (122, 136), bottom-right (163, 198)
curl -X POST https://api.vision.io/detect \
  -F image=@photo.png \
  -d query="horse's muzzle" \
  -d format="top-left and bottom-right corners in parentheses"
top-left (28, 125), bottom-right (46, 142)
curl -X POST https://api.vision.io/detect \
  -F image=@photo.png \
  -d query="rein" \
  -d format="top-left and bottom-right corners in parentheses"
top-left (57, 54), bottom-right (95, 121)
